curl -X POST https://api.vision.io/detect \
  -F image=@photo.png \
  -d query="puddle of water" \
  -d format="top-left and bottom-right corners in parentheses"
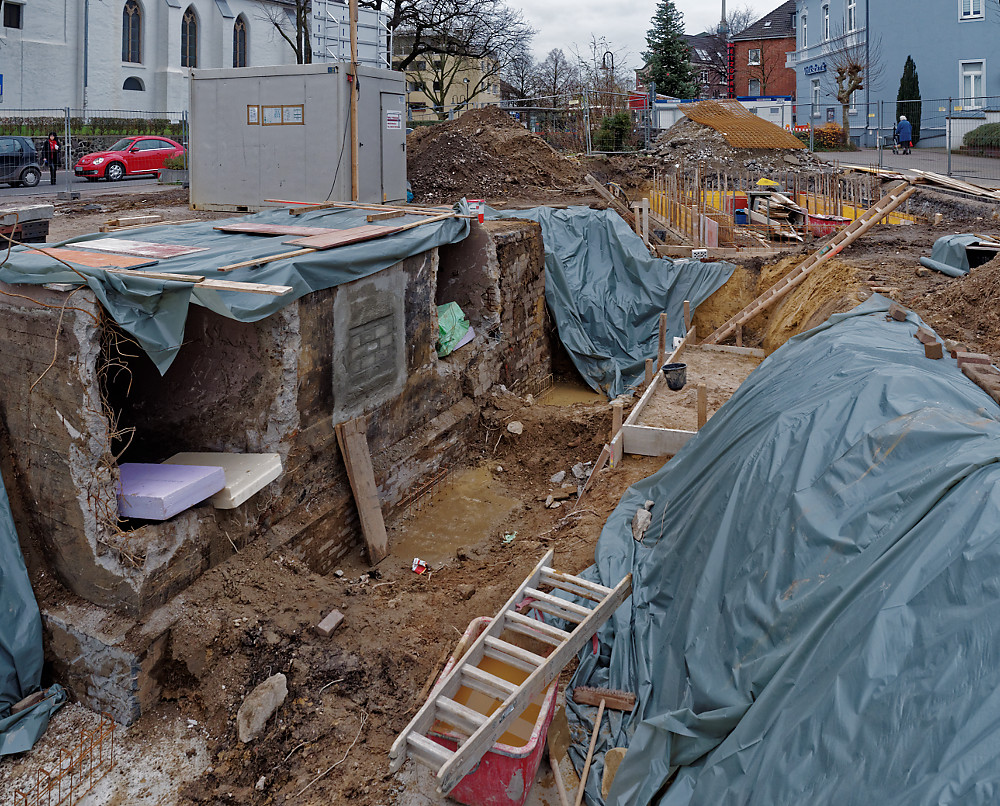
top-left (538, 380), bottom-right (605, 407)
top-left (391, 465), bottom-right (518, 565)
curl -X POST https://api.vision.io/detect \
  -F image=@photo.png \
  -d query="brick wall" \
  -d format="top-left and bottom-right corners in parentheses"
top-left (732, 37), bottom-right (797, 98)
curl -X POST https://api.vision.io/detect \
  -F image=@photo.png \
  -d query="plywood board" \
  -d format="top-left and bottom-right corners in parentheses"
top-left (214, 223), bottom-right (343, 237)
top-left (25, 248), bottom-right (158, 270)
top-left (335, 417), bottom-right (389, 563)
top-left (621, 424), bottom-right (695, 457)
top-left (284, 223), bottom-right (404, 250)
top-left (74, 238), bottom-right (209, 259)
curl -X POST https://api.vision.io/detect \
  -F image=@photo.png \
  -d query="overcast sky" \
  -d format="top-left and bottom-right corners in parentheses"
top-left (519, 0), bottom-right (778, 70)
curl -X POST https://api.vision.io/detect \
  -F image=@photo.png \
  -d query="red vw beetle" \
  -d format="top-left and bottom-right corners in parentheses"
top-left (74, 136), bottom-right (185, 182)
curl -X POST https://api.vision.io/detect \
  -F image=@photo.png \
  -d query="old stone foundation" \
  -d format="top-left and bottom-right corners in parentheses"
top-left (0, 219), bottom-right (551, 723)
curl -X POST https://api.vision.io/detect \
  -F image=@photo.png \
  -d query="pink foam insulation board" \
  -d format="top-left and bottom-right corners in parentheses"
top-left (117, 463), bottom-right (226, 520)
top-left (163, 452), bottom-right (283, 509)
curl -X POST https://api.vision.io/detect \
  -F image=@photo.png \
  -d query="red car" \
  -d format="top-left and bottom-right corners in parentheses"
top-left (74, 136), bottom-right (185, 182)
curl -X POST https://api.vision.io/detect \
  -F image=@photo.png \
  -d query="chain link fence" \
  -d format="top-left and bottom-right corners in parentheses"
top-left (0, 108), bottom-right (188, 194)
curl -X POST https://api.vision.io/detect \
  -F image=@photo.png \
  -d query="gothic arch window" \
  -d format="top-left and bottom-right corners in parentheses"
top-left (122, 0), bottom-right (141, 63)
top-left (181, 6), bottom-right (198, 68)
top-left (233, 16), bottom-right (248, 67)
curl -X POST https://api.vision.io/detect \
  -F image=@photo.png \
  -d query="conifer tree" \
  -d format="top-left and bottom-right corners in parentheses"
top-left (644, 0), bottom-right (697, 99)
top-left (896, 56), bottom-right (921, 144)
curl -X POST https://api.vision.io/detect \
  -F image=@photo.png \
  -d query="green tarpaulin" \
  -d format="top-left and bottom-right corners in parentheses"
top-left (566, 295), bottom-right (1000, 805)
top-left (0, 205), bottom-right (470, 374)
top-left (436, 301), bottom-right (471, 357)
top-left (490, 206), bottom-right (735, 399)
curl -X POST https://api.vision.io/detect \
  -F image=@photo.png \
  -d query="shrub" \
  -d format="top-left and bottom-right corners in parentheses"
top-left (813, 123), bottom-right (845, 149)
top-left (594, 111), bottom-right (632, 152)
top-left (963, 123), bottom-right (1000, 150)
top-left (162, 154), bottom-right (188, 170)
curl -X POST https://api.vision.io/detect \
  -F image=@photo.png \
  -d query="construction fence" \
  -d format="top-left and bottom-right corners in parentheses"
top-left (0, 108), bottom-right (188, 194)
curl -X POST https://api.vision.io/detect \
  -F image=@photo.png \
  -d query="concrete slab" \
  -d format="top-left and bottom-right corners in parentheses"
top-left (117, 463), bottom-right (226, 520)
top-left (163, 452), bottom-right (283, 509)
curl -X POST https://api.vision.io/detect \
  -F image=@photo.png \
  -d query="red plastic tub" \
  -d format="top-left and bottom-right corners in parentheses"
top-left (428, 617), bottom-right (559, 806)
top-left (807, 212), bottom-right (851, 237)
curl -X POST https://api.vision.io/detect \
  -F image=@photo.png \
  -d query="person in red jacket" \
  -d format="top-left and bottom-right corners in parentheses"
top-left (41, 132), bottom-right (61, 185)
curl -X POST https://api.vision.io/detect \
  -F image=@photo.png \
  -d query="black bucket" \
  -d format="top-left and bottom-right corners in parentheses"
top-left (662, 362), bottom-right (687, 391)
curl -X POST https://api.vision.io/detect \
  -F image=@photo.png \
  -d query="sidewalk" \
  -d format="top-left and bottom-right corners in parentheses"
top-left (817, 147), bottom-right (1000, 189)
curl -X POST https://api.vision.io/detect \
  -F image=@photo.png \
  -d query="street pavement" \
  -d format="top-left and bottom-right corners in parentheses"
top-left (819, 147), bottom-right (1000, 189)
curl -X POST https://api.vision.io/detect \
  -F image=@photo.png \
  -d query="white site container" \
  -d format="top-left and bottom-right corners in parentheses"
top-left (189, 63), bottom-right (407, 211)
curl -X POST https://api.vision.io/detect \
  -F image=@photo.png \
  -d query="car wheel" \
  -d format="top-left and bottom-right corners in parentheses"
top-left (105, 162), bottom-right (125, 182)
top-left (19, 167), bottom-right (40, 188)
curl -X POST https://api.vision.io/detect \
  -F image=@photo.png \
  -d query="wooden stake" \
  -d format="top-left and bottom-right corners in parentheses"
top-left (683, 299), bottom-right (691, 332)
top-left (610, 401), bottom-right (624, 466)
top-left (335, 416), bottom-right (389, 564)
top-left (349, 0), bottom-right (360, 201)
top-left (736, 324), bottom-right (743, 347)
top-left (644, 358), bottom-right (654, 390)
top-left (658, 312), bottom-right (668, 368)
top-left (697, 383), bottom-right (708, 428)
top-left (574, 699), bottom-right (605, 806)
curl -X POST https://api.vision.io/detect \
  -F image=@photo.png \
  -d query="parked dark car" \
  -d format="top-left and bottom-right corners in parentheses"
top-left (74, 136), bottom-right (185, 181)
top-left (0, 136), bottom-right (42, 188)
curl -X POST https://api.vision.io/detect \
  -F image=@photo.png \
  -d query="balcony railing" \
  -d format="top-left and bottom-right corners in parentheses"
top-left (785, 28), bottom-right (865, 67)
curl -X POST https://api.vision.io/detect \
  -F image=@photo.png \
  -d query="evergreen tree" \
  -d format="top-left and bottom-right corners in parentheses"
top-left (644, 0), bottom-right (697, 99)
top-left (896, 56), bottom-right (921, 144)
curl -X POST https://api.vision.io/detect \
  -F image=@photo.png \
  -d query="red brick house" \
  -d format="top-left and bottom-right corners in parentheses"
top-left (731, 0), bottom-right (797, 98)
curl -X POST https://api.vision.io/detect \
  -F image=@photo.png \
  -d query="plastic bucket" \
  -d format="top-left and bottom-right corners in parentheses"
top-left (662, 362), bottom-right (687, 391)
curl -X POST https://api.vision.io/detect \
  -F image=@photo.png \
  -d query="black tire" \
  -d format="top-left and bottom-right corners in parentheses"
top-left (19, 167), bottom-right (40, 188)
top-left (105, 162), bottom-right (125, 182)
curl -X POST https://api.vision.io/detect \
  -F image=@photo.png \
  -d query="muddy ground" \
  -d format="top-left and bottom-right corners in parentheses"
top-left (4, 166), bottom-right (1000, 806)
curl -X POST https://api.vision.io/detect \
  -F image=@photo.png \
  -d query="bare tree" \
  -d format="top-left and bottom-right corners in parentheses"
top-left (501, 47), bottom-right (538, 102)
top-left (535, 48), bottom-right (580, 101)
top-left (824, 30), bottom-right (882, 143)
top-left (393, 0), bottom-right (534, 119)
top-left (256, 0), bottom-right (312, 64)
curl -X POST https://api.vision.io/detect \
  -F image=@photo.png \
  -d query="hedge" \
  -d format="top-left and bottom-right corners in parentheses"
top-left (963, 122), bottom-right (1000, 149)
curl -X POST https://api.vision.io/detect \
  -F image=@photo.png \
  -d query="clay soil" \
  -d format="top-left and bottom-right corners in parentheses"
top-left (6, 156), bottom-right (1000, 806)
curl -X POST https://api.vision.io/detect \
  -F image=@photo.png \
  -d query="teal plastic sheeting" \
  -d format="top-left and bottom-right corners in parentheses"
top-left (919, 233), bottom-right (979, 277)
top-left (490, 206), bottom-right (734, 398)
top-left (568, 295), bottom-right (1000, 805)
top-left (0, 471), bottom-right (64, 755)
top-left (0, 206), bottom-right (470, 374)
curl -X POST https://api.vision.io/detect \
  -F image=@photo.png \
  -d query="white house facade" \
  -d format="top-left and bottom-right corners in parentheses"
top-left (0, 0), bottom-right (389, 113)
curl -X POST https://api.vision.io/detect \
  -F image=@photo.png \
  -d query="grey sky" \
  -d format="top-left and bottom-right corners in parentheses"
top-left (519, 0), bottom-right (778, 70)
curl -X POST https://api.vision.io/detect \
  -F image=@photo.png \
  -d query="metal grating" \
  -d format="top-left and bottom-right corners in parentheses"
top-left (680, 100), bottom-right (806, 150)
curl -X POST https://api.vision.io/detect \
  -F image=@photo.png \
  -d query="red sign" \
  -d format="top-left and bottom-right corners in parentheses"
top-left (628, 92), bottom-right (648, 110)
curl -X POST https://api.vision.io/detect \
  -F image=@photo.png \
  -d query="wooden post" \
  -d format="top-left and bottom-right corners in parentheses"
top-left (697, 383), bottom-right (708, 429)
top-left (658, 312), bottom-right (668, 368)
top-left (644, 358), bottom-right (654, 390)
top-left (683, 299), bottom-right (691, 332)
top-left (610, 401), bottom-right (624, 466)
top-left (736, 324), bottom-right (743, 347)
top-left (348, 0), bottom-right (360, 201)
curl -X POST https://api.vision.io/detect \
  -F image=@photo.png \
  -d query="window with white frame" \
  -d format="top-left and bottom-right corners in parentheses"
top-left (749, 48), bottom-right (761, 65)
top-left (847, 0), bottom-right (857, 31)
top-left (801, 14), bottom-right (807, 47)
top-left (849, 89), bottom-right (858, 113)
top-left (961, 60), bottom-right (985, 106)
top-left (811, 78), bottom-right (821, 114)
top-left (960, 0), bottom-right (983, 19)
top-left (749, 78), bottom-right (761, 96)
top-left (822, 4), bottom-right (830, 39)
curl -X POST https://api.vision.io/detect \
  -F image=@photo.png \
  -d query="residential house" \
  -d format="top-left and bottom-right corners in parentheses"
top-left (684, 33), bottom-right (728, 99)
top-left (393, 42), bottom-right (502, 120)
top-left (0, 0), bottom-right (386, 113)
top-left (788, 0), bottom-right (997, 145)
top-left (731, 0), bottom-right (797, 99)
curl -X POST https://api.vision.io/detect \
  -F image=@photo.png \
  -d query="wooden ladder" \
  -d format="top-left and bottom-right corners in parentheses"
top-left (389, 550), bottom-right (632, 795)
top-left (702, 182), bottom-right (918, 345)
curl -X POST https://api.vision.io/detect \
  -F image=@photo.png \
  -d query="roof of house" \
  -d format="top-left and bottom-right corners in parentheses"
top-left (683, 33), bottom-right (724, 65)
top-left (732, 0), bottom-right (797, 41)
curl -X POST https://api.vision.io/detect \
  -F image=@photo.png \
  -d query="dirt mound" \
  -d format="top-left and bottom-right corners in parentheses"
top-left (407, 107), bottom-right (586, 204)
top-left (923, 255), bottom-right (1000, 356)
top-left (649, 117), bottom-right (830, 176)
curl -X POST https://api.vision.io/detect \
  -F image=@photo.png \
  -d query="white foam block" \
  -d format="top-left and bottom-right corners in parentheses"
top-left (118, 463), bottom-right (226, 521)
top-left (163, 453), bottom-right (283, 509)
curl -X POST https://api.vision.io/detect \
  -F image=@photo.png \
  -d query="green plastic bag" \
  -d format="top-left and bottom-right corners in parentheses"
top-left (436, 302), bottom-right (471, 358)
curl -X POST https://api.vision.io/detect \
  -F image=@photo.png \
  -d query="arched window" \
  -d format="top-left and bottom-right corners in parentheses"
top-left (122, 0), bottom-right (141, 63)
top-left (233, 16), bottom-right (248, 68)
top-left (123, 76), bottom-right (145, 91)
top-left (181, 6), bottom-right (198, 68)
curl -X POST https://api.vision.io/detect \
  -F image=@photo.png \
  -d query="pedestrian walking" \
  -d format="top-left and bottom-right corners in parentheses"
top-left (894, 116), bottom-right (913, 155)
top-left (41, 132), bottom-right (61, 185)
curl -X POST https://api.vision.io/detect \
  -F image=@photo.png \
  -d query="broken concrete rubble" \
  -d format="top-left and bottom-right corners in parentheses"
top-left (237, 673), bottom-right (287, 743)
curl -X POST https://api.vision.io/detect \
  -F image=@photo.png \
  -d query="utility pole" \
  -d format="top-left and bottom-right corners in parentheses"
top-left (349, 0), bottom-right (359, 200)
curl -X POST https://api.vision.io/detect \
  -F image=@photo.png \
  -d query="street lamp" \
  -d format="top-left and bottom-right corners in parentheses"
top-left (464, 77), bottom-right (470, 110)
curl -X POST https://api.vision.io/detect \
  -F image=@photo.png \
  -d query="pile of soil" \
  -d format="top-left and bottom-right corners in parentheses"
top-left (649, 117), bottom-right (831, 176)
top-left (407, 107), bottom-right (586, 204)
top-left (922, 254), bottom-right (1000, 356)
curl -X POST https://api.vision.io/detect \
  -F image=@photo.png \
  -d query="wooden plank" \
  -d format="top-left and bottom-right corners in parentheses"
top-left (697, 383), bottom-right (708, 428)
top-left (540, 569), bottom-right (614, 598)
top-left (572, 686), bottom-right (636, 712)
top-left (503, 610), bottom-right (572, 646)
top-left (436, 696), bottom-right (489, 734)
top-left (105, 214), bottom-right (162, 227)
top-left (610, 401), bottom-right (624, 466)
top-left (436, 573), bottom-right (632, 794)
top-left (218, 248), bottom-right (316, 272)
top-left (689, 343), bottom-right (765, 358)
top-left (335, 417), bottom-right (389, 564)
top-left (74, 238), bottom-right (209, 259)
top-left (99, 218), bottom-right (201, 233)
top-left (25, 248), bottom-right (158, 270)
top-left (406, 733), bottom-right (453, 768)
top-left (621, 424), bottom-right (696, 457)
top-left (461, 666), bottom-right (518, 700)
top-left (273, 198), bottom-right (456, 217)
top-left (213, 223), bottom-right (342, 237)
top-left (658, 312), bottom-right (668, 368)
top-left (285, 223), bottom-right (405, 249)
top-left (483, 637), bottom-right (547, 668)
top-left (523, 587), bottom-right (594, 619)
top-left (368, 210), bottom-right (406, 222)
top-left (96, 267), bottom-right (293, 295)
